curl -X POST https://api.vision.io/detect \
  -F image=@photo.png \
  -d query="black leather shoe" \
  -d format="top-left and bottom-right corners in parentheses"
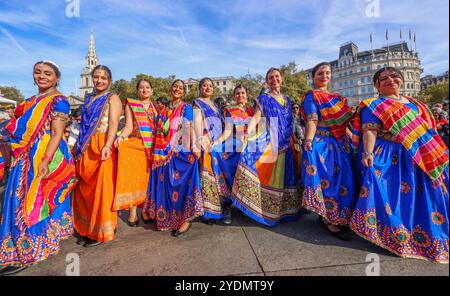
top-left (76, 236), bottom-right (87, 245)
top-left (0, 265), bottom-right (27, 276)
top-left (319, 217), bottom-right (351, 241)
top-left (222, 207), bottom-right (232, 225)
top-left (201, 217), bottom-right (216, 225)
top-left (126, 218), bottom-right (139, 227)
top-left (171, 223), bottom-right (192, 237)
top-left (140, 212), bottom-right (152, 225)
top-left (83, 239), bottom-right (103, 248)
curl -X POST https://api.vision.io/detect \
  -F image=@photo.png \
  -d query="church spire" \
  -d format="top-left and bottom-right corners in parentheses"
top-left (89, 30), bottom-right (96, 56)
top-left (85, 29), bottom-right (98, 69)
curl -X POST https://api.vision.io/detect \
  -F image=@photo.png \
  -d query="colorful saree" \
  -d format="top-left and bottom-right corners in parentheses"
top-left (193, 99), bottom-right (228, 220)
top-left (73, 92), bottom-right (118, 243)
top-left (113, 99), bottom-right (157, 211)
top-left (350, 97), bottom-right (449, 263)
top-left (231, 93), bottom-right (300, 227)
top-left (0, 151), bottom-right (4, 181)
top-left (144, 101), bottom-right (203, 230)
top-left (0, 94), bottom-right (75, 268)
top-left (300, 91), bottom-right (355, 226)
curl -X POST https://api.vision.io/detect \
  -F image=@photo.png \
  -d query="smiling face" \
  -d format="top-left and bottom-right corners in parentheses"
top-left (137, 80), bottom-right (153, 100)
top-left (92, 69), bottom-right (111, 93)
top-left (200, 79), bottom-right (213, 98)
top-left (266, 70), bottom-right (283, 91)
top-left (375, 70), bottom-right (403, 96)
top-left (33, 63), bottom-right (59, 92)
top-left (312, 65), bottom-right (331, 89)
top-left (234, 87), bottom-right (247, 105)
top-left (171, 80), bottom-right (185, 100)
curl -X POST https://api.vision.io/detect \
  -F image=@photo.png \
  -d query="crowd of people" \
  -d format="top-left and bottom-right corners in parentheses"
top-left (0, 60), bottom-right (448, 276)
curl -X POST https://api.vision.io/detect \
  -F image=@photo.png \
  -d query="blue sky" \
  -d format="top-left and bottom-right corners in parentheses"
top-left (0, 0), bottom-right (448, 98)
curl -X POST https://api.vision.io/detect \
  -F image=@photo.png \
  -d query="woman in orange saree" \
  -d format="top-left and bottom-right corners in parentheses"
top-left (72, 65), bottom-right (122, 247)
top-left (0, 61), bottom-right (75, 275)
top-left (113, 78), bottom-right (157, 226)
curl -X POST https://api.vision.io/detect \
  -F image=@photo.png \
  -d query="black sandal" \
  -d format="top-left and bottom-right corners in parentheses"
top-left (0, 265), bottom-right (27, 276)
top-left (171, 222), bottom-right (192, 237)
top-left (83, 238), bottom-right (103, 248)
top-left (319, 217), bottom-right (351, 241)
top-left (139, 212), bottom-right (152, 225)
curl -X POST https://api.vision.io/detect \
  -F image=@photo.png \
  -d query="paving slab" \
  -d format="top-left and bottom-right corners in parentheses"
top-left (17, 213), bottom-right (262, 276)
top-left (266, 259), bottom-right (449, 276)
top-left (234, 211), bottom-right (403, 273)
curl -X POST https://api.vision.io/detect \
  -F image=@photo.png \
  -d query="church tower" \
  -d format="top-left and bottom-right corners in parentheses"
top-left (79, 30), bottom-right (99, 98)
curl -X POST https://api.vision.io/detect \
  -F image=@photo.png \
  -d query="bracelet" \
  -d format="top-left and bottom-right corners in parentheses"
top-left (362, 152), bottom-right (374, 158)
top-left (41, 154), bottom-right (54, 162)
top-left (304, 139), bottom-right (313, 144)
top-left (103, 145), bottom-right (112, 150)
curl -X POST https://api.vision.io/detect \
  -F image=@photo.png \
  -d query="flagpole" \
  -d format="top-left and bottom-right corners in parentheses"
top-left (386, 28), bottom-right (390, 66)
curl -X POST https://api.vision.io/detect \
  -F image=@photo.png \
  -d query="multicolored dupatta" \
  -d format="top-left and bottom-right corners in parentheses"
top-left (75, 92), bottom-right (112, 159)
top-left (353, 96), bottom-right (449, 182)
top-left (6, 94), bottom-right (75, 228)
top-left (303, 90), bottom-right (353, 142)
top-left (6, 94), bottom-right (59, 158)
top-left (127, 98), bottom-right (157, 160)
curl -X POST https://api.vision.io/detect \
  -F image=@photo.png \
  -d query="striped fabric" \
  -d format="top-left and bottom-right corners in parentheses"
top-left (306, 90), bottom-right (353, 142)
top-left (6, 95), bottom-right (58, 159)
top-left (353, 97), bottom-right (449, 182)
top-left (127, 98), bottom-right (157, 160)
top-left (6, 95), bottom-right (75, 227)
top-left (0, 152), bottom-right (4, 181)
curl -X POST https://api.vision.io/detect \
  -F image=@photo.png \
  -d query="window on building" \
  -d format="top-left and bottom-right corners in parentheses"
top-left (349, 70), bottom-right (353, 75)
top-left (361, 87), bottom-right (365, 94)
top-left (223, 87), bottom-right (227, 93)
top-left (340, 82), bottom-right (343, 88)
top-left (344, 72), bottom-right (347, 76)
top-left (366, 66), bottom-right (371, 71)
top-left (361, 77), bottom-right (364, 83)
top-left (350, 80), bottom-right (354, 86)
top-left (350, 89), bottom-right (354, 95)
top-left (361, 68), bottom-right (364, 72)
top-left (216, 82), bottom-right (219, 86)
top-left (368, 86), bottom-right (374, 93)
top-left (223, 81), bottom-right (226, 85)
top-left (377, 65), bottom-right (381, 69)
top-left (85, 78), bottom-right (88, 85)
top-left (344, 81), bottom-right (348, 86)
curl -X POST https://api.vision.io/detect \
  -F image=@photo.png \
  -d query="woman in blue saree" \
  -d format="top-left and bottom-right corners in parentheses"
top-left (351, 67), bottom-right (449, 263)
top-left (231, 68), bottom-right (300, 227)
top-left (300, 62), bottom-right (355, 241)
top-left (213, 85), bottom-right (254, 225)
top-left (144, 80), bottom-right (203, 236)
top-left (193, 78), bottom-right (228, 223)
top-left (0, 61), bottom-right (75, 275)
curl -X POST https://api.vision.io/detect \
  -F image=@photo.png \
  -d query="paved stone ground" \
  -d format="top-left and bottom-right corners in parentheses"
top-left (0, 185), bottom-right (448, 276)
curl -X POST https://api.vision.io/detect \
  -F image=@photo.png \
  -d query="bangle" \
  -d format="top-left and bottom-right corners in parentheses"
top-left (103, 145), bottom-right (112, 150)
top-left (362, 152), bottom-right (374, 158)
top-left (41, 154), bottom-right (54, 162)
top-left (304, 139), bottom-right (313, 144)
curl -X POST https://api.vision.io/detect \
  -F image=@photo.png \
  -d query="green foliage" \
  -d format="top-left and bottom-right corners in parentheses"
top-left (230, 74), bottom-right (265, 103)
top-left (0, 86), bottom-right (24, 102)
top-left (279, 62), bottom-right (310, 104)
top-left (419, 82), bottom-right (449, 105)
top-left (110, 74), bottom-right (174, 101)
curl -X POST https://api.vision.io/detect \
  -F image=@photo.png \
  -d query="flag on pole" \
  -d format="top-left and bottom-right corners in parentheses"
top-left (414, 32), bottom-right (416, 43)
top-left (370, 33), bottom-right (372, 43)
top-left (400, 29), bottom-right (403, 40)
top-left (386, 29), bottom-right (389, 40)
top-left (409, 29), bottom-right (412, 40)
